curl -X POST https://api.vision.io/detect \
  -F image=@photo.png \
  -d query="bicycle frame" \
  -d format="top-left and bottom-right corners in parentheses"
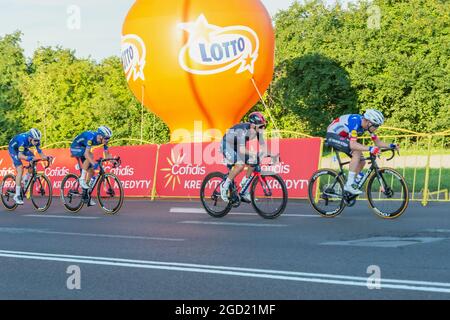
top-left (20, 160), bottom-right (51, 196)
top-left (78, 158), bottom-right (121, 202)
top-left (326, 149), bottom-right (396, 200)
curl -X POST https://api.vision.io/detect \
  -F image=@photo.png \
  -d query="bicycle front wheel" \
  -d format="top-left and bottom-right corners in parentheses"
top-left (308, 169), bottom-right (345, 218)
top-left (200, 172), bottom-right (232, 218)
top-left (97, 173), bottom-right (124, 215)
top-left (367, 168), bottom-right (409, 219)
top-left (251, 174), bottom-right (288, 219)
top-left (60, 174), bottom-right (84, 213)
top-left (30, 174), bottom-right (52, 212)
top-left (1, 174), bottom-right (18, 211)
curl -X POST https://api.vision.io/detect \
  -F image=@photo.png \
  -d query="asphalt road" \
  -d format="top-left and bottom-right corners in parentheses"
top-left (0, 198), bottom-right (449, 300)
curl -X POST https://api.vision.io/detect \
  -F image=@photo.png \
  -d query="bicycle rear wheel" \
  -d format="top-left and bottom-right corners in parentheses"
top-left (97, 173), bottom-right (124, 215)
top-left (60, 174), bottom-right (84, 213)
top-left (30, 174), bottom-right (52, 212)
top-left (1, 174), bottom-right (18, 211)
top-left (200, 172), bottom-right (232, 218)
top-left (308, 169), bottom-right (345, 218)
top-left (367, 168), bottom-right (409, 219)
top-left (251, 174), bottom-right (288, 219)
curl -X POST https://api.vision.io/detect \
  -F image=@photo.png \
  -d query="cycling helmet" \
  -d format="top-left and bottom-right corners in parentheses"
top-left (364, 109), bottom-right (385, 126)
top-left (248, 112), bottom-right (268, 127)
top-left (98, 126), bottom-right (113, 138)
top-left (29, 128), bottom-right (42, 141)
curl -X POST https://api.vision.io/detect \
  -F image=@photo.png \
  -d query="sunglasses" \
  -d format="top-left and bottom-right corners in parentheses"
top-left (257, 125), bottom-right (266, 130)
top-left (369, 122), bottom-right (380, 129)
top-left (32, 139), bottom-right (40, 143)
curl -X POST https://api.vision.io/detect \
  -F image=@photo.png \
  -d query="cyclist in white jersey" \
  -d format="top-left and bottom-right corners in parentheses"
top-left (326, 109), bottom-right (399, 195)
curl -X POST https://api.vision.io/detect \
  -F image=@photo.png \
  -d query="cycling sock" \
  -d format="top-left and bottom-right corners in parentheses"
top-left (223, 178), bottom-right (232, 189)
top-left (15, 185), bottom-right (21, 196)
top-left (347, 172), bottom-right (356, 186)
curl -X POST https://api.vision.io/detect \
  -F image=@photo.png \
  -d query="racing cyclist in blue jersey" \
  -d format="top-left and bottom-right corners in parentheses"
top-left (220, 112), bottom-right (268, 203)
top-left (70, 126), bottom-right (113, 204)
top-left (326, 109), bottom-right (399, 195)
top-left (8, 128), bottom-right (52, 205)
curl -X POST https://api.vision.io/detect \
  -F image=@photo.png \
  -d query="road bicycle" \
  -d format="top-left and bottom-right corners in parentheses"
top-left (308, 148), bottom-right (409, 219)
top-left (200, 155), bottom-right (288, 219)
top-left (60, 157), bottom-right (124, 215)
top-left (1, 159), bottom-right (53, 212)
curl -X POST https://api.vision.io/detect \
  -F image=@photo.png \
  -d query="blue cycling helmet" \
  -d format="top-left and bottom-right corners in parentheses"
top-left (29, 128), bottom-right (42, 140)
top-left (98, 126), bottom-right (113, 138)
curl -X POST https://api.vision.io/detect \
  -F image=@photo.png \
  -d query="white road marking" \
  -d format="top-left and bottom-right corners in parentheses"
top-left (1, 250), bottom-right (450, 294)
top-left (179, 221), bottom-right (288, 228)
top-left (0, 228), bottom-right (184, 242)
top-left (170, 207), bottom-right (318, 218)
top-left (25, 215), bottom-right (100, 220)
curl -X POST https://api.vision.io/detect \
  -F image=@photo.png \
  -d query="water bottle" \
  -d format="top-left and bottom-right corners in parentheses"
top-left (355, 172), bottom-right (365, 185)
top-left (23, 173), bottom-right (31, 187)
top-left (89, 176), bottom-right (97, 188)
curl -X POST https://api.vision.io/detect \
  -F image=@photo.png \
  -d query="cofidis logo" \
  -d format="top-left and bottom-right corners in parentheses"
top-left (160, 149), bottom-right (206, 191)
top-left (178, 15), bottom-right (259, 75)
top-left (121, 34), bottom-right (146, 82)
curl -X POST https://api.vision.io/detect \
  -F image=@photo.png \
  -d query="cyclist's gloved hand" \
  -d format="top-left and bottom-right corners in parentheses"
top-left (369, 146), bottom-right (381, 156)
top-left (390, 143), bottom-right (399, 150)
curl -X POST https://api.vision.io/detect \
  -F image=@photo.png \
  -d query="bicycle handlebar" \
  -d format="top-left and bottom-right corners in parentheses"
top-left (368, 148), bottom-right (398, 162)
top-left (96, 157), bottom-right (122, 169)
top-left (28, 158), bottom-right (52, 169)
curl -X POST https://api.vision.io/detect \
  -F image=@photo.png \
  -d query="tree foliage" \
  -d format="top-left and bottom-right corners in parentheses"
top-left (269, 0), bottom-right (449, 136)
top-left (1, 0), bottom-right (448, 146)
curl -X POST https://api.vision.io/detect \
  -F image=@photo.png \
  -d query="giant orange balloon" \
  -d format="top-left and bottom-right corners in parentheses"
top-left (121, 0), bottom-right (275, 142)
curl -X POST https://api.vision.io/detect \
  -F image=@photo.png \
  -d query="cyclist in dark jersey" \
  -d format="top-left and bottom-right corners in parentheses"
top-left (70, 126), bottom-right (113, 206)
top-left (220, 112), bottom-right (268, 202)
top-left (8, 129), bottom-right (52, 205)
top-left (326, 109), bottom-right (399, 195)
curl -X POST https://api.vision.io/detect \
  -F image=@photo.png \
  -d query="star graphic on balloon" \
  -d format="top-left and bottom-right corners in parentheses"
top-left (238, 53), bottom-right (258, 74)
top-left (178, 14), bottom-right (220, 44)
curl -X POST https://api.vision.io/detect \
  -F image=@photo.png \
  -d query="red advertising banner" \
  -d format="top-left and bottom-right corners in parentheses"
top-left (1, 145), bottom-right (158, 197)
top-left (154, 138), bottom-right (323, 199)
top-left (155, 142), bottom-right (224, 197)
top-left (0, 150), bottom-right (15, 179)
top-left (3, 139), bottom-right (321, 199)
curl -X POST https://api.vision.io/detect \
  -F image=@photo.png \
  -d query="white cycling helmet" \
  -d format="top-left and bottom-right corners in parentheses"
top-left (98, 126), bottom-right (113, 138)
top-left (29, 128), bottom-right (42, 140)
top-left (364, 109), bottom-right (385, 126)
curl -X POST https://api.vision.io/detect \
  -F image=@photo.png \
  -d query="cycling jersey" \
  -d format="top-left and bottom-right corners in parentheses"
top-left (8, 133), bottom-right (42, 167)
top-left (71, 131), bottom-right (109, 152)
top-left (327, 114), bottom-right (368, 141)
top-left (327, 114), bottom-right (378, 142)
top-left (220, 123), bottom-right (265, 165)
top-left (70, 131), bottom-right (109, 163)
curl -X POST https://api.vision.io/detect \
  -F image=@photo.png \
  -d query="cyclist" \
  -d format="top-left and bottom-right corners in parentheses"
top-left (326, 109), bottom-right (399, 195)
top-left (8, 128), bottom-right (52, 205)
top-left (70, 126), bottom-right (113, 204)
top-left (220, 112), bottom-right (268, 203)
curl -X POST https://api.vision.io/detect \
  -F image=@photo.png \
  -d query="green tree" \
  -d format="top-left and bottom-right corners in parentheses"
top-left (0, 31), bottom-right (27, 145)
top-left (271, 0), bottom-right (450, 135)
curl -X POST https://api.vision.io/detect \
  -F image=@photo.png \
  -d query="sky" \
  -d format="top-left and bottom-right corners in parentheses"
top-left (0, 0), bottom-right (352, 61)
